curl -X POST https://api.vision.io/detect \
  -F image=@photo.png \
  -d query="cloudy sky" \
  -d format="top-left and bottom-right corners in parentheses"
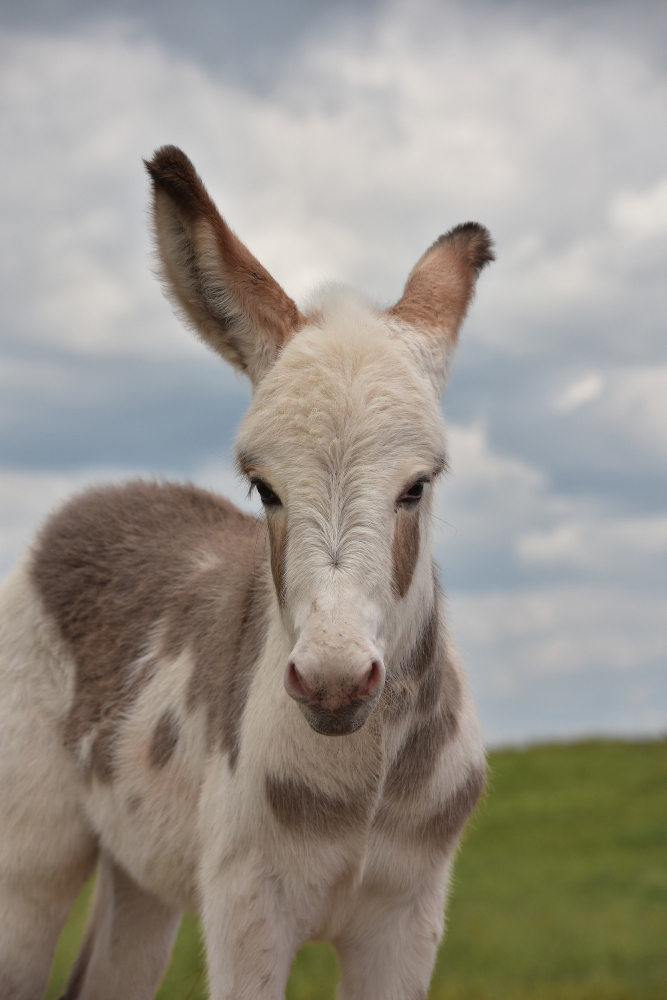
top-left (1, 0), bottom-right (665, 744)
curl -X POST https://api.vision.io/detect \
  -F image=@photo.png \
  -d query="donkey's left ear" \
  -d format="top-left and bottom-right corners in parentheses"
top-left (387, 222), bottom-right (494, 387)
top-left (145, 146), bottom-right (305, 386)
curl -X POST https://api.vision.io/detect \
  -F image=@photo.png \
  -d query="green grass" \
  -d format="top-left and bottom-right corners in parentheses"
top-left (46, 740), bottom-right (667, 999)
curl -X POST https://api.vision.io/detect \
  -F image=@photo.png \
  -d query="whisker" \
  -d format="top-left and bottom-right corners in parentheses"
top-left (431, 513), bottom-right (458, 534)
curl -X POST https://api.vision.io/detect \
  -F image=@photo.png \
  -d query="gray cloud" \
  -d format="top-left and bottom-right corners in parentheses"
top-left (0, 0), bottom-right (383, 89)
top-left (0, 347), bottom-right (248, 471)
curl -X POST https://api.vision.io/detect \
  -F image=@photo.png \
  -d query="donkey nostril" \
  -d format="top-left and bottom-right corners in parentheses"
top-left (285, 661), bottom-right (311, 702)
top-left (358, 659), bottom-right (384, 698)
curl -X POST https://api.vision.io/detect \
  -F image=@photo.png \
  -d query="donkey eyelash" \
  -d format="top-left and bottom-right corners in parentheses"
top-left (396, 475), bottom-right (431, 506)
top-left (250, 478), bottom-right (282, 507)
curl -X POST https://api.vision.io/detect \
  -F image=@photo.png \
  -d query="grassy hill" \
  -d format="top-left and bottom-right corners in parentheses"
top-left (46, 740), bottom-right (667, 1000)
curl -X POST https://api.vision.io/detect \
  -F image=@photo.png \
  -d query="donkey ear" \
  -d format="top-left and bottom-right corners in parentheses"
top-left (387, 222), bottom-right (494, 385)
top-left (145, 146), bottom-right (305, 386)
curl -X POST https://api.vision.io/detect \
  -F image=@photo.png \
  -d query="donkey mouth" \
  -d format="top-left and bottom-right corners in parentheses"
top-left (298, 696), bottom-right (379, 736)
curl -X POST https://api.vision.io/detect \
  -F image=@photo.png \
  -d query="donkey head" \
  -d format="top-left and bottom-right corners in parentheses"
top-left (146, 146), bottom-right (493, 736)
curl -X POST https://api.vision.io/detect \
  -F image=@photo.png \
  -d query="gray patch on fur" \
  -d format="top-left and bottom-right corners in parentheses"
top-left (418, 765), bottom-right (486, 849)
top-left (265, 774), bottom-right (374, 837)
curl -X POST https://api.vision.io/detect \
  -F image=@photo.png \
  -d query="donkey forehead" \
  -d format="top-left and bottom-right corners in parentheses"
top-left (237, 296), bottom-right (446, 473)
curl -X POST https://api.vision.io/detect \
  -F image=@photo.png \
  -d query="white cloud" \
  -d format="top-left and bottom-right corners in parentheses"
top-left (550, 365), bottom-right (667, 463)
top-left (611, 176), bottom-right (667, 239)
top-left (435, 422), bottom-right (555, 548)
top-left (517, 515), bottom-right (667, 576)
top-left (599, 366), bottom-right (667, 460)
top-left (448, 584), bottom-right (667, 744)
top-left (449, 586), bottom-right (667, 682)
top-left (553, 373), bottom-right (604, 413)
top-left (437, 421), bottom-right (667, 584)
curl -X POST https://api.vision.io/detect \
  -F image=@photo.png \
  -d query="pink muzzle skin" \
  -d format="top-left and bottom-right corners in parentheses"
top-left (284, 656), bottom-right (386, 735)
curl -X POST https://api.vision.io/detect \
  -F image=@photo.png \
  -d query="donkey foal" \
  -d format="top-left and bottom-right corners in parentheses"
top-left (0, 146), bottom-right (493, 1000)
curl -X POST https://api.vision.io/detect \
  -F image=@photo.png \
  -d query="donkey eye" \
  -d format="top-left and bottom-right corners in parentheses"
top-left (397, 479), bottom-right (427, 505)
top-left (251, 479), bottom-right (281, 507)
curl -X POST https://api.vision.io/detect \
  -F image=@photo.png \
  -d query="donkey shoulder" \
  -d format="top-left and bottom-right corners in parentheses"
top-left (30, 480), bottom-right (269, 780)
top-left (30, 479), bottom-right (262, 644)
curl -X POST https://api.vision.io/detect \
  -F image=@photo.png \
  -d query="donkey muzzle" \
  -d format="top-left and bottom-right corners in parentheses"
top-left (284, 655), bottom-right (385, 735)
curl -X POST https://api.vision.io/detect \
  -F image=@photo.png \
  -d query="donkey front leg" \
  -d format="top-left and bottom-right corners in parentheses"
top-left (334, 869), bottom-right (451, 1000)
top-left (61, 852), bottom-right (181, 1000)
top-left (0, 855), bottom-right (94, 1000)
top-left (201, 855), bottom-right (300, 1000)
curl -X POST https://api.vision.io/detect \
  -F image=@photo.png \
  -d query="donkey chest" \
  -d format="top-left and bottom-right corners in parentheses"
top-left (262, 721), bottom-right (471, 877)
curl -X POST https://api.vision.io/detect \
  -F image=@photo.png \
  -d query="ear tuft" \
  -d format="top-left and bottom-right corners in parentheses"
top-left (387, 220), bottom-right (495, 368)
top-left (433, 222), bottom-right (495, 276)
top-left (144, 146), bottom-right (210, 220)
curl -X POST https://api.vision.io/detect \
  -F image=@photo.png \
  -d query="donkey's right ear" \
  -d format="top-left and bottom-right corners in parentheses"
top-left (145, 146), bottom-right (304, 386)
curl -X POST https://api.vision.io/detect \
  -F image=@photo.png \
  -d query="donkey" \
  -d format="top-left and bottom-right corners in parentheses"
top-left (0, 146), bottom-right (492, 1000)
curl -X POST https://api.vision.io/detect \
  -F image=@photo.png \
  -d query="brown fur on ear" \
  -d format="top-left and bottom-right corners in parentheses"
top-left (388, 221), bottom-right (494, 347)
top-left (145, 145), bottom-right (305, 384)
